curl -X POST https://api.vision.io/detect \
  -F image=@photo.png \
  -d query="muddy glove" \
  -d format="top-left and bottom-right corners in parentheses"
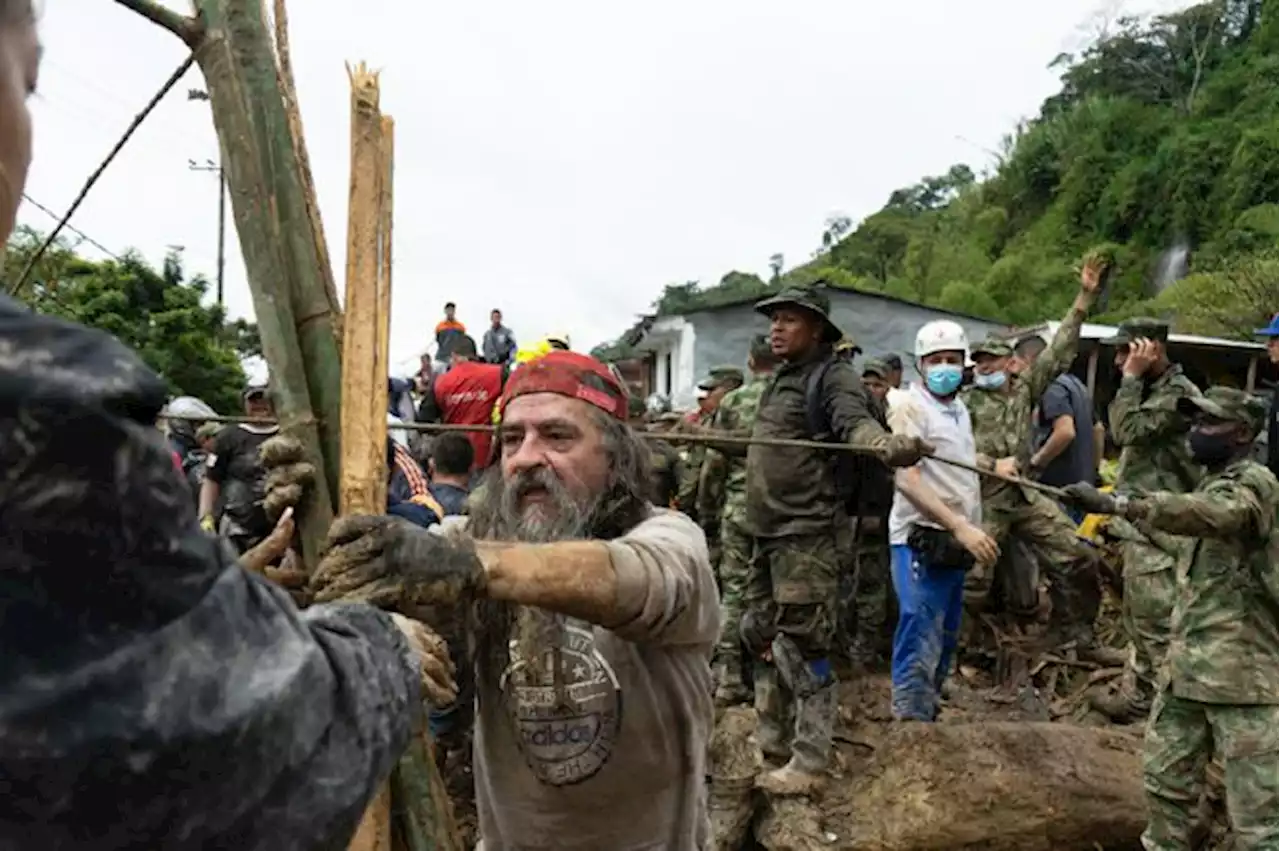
top-left (1061, 483), bottom-right (1122, 516)
top-left (310, 515), bottom-right (487, 610)
top-left (875, 433), bottom-right (934, 468)
top-left (258, 435), bottom-right (317, 522)
top-left (390, 613), bottom-right (458, 707)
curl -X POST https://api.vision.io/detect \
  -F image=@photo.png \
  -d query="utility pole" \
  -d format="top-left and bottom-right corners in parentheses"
top-left (187, 89), bottom-right (226, 305)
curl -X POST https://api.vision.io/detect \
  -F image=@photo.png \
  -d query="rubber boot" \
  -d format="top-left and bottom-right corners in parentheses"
top-left (713, 656), bottom-right (751, 708)
top-left (752, 663), bottom-right (790, 760)
top-left (757, 683), bottom-right (835, 797)
top-left (707, 708), bottom-right (762, 851)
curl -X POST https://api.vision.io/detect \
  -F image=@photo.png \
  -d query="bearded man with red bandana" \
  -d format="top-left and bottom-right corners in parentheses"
top-left (312, 350), bottom-right (720, 851)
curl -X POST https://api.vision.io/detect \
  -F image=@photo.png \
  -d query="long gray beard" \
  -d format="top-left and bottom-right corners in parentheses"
top-left (471, 466), bottom-right (593, 690)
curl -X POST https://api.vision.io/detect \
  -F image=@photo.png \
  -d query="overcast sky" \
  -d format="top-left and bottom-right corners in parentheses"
top-left (24, 0), bottom-right (1186, 377)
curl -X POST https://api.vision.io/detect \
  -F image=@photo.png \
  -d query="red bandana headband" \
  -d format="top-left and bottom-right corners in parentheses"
top-left (500, 350), bottom-right (628, 420)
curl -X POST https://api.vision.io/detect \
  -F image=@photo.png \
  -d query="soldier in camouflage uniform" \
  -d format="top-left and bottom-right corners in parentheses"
top-left (743, 288), bottom-right (930, 796)
top-left (627, 396), bottom-right (682, 507)
top-left (676, 366), bottom-right (743, 567)
top-left (842, 358), bottom-right (895, 668)
top-left (959, 259), bottom-right (1103, 643)
top-left (1062, 388), bottom-right (1278, 851)
top-left (1094, 318), bottom-right (1203, 722)
top-left (699, 335), bottom-right (778, 706)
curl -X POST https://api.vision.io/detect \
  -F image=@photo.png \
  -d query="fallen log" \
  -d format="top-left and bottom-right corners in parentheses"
top-left (757, 721), bottom-right (1145, 851)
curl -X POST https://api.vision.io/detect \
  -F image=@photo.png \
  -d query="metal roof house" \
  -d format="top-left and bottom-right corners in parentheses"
top-left (631, 286), bottom-right (1007, 409)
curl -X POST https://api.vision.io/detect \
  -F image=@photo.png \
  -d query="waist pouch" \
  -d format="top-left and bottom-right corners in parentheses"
top-left (908, 525), bottom-right (975, 572)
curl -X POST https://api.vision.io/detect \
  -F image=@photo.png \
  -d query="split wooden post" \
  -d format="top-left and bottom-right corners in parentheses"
top-left (339, 63), bottom-right (389, 517)
top-left (377, 116), bottom-right (395, 408)
top-left (341, 65), bottom-right (391, 851)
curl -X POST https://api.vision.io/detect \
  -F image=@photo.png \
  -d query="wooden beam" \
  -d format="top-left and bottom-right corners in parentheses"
top-left (339, 62), bottom-right (389, 517)
top-left (377, 115), bottom-right (395, 429)
top-left (342, 64), bottom-right (391, 851)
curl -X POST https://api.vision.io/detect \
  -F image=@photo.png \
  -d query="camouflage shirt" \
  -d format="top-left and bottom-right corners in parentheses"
top-left (700, 375), bottom-right (769, 527)
top-left (746, 349), bottom-right (887, 538)
top-left (0, 296), bottom-right (421, 850)
top-left (675, 411), bottom-right (713, 521)
top-left (1127, 458), bottom-right (1279, 703)
top-left (647, 438), bottom-right (682, 508)
top-left (961, 302), bottom-right (1087, 498)
top-left (1110, 365), bottom-right (1203, 496)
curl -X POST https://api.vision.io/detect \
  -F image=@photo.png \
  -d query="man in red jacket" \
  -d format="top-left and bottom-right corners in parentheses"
top-left (419, 335), bottom-right (503, 471)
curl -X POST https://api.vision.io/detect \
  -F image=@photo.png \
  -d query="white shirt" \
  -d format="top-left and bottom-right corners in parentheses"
top-left (887, 382), bottom-right (982, 546)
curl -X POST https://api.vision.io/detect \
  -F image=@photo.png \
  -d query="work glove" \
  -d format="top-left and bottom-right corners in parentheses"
top-left (877, 433), bottom-right (935, 468)
top-left (258, 434), bottom-right (317, 522)
top-left (1061, 483), bottom-right (1120, 516)
top-left (390, 613), bottom-right (458, 708)
top-left (310, 515), bottom-right (487, 610)
top-left (739, 602), bottom-right (777, 658)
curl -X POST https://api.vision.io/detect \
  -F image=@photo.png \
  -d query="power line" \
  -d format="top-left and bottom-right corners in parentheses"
top-left (19, 194), bottom-right (121, 260)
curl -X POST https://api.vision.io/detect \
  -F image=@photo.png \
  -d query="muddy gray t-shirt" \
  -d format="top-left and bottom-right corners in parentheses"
top-left (444, 510), bottom-right (719, 851)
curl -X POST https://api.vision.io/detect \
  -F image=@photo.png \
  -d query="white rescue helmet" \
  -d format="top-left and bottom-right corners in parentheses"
top-left (163, 396), bottom-right (217, 422)
top-left (915, 320), bottom-right (969, 360)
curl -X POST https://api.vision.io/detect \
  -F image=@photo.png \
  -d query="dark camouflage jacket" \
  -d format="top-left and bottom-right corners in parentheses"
top-left (0, 296), bottom-right (420, 850)
top-left (746, 348), bottom-right (885, 538)
top-left (1128, 458), bottom-right (1279, 703)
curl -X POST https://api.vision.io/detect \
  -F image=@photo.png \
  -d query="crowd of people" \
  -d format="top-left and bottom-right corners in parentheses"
top-left (1, 5), bottom-right (1277, 850)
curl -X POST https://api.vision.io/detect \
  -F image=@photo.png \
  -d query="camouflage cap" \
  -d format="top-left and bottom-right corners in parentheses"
top-left (834, 335), bottom-right (862, 355)
top-left (970, 337), bottom-right (1014, 359)
top-left (1101, 317), bottom-right (1170, 346)
top-left (753, 287), bottom-right (843, 343)
top-left (1178, 386), bottom-right (1269, 434)
top-left (711, 365), bottom-right (745, 390)
top-left (196, 421), bottom-right (222, 442)
top-left (748, 333), bottom-right (773, 362)
top-left (861, 357), bottom-right (890, 380)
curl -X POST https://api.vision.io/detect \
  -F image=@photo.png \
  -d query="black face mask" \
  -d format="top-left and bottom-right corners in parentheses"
top-left (1188, 430), bottom-right (1236, 466)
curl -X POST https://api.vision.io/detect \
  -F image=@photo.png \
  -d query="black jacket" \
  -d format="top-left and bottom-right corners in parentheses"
top-left (0, 296), bottom-right (419, 850)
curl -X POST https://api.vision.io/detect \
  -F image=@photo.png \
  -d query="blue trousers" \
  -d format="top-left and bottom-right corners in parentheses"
top-left (890, 544), bottom-right (965, 721)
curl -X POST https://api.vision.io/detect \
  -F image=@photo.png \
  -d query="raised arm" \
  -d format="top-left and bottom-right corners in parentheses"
top-left (1024, 257), bottom-right (1104, 401)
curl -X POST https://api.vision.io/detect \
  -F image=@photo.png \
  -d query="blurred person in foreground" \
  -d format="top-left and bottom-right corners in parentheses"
top-left (311, 350), bottom-right (720, 850)
top-left (0, 5), bottom-right (453, 847)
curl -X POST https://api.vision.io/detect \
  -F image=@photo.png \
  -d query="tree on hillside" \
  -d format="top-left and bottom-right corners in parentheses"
top-left (5, 228), bottom-right (253, 412)
top-left (768, 253), bottom-right (785, 282)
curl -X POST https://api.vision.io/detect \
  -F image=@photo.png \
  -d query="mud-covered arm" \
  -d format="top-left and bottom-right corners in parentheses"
top-left (1025, 286), bottom-right (1096, 402)
top-left (1109, 375), bottom-right (1197, 446)
top-left (479, 509), bottom-right (720, 646)
top-left (825, 361), bottom-right (891, 448)
top-left (1126, 477), bottom-right (1264, 541)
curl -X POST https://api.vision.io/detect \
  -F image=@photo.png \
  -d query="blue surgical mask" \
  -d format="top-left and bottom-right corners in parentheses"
top-left (924, 363), bottom-right (964, 396)
top-left (973, 370), bottom-right (1007, 390)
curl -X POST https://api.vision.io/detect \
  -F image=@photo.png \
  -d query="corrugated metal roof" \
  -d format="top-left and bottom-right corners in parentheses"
top-left (1014, 321), bottom-right (1266, 352)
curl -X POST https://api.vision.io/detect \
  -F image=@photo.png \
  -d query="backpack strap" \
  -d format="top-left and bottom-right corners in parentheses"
top-left (804, 356), bottom-right (837, 440)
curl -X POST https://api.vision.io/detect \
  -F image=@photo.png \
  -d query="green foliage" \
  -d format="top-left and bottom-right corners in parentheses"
top-left (3, 227), bottom-right (253, 412)
top-left (617, 0), bottom-right (1277, 341)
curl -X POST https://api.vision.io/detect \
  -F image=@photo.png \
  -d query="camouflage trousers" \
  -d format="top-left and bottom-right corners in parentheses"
top-left (712, 517), bottom-right (753, 678)
top-left (1119, 533), bottom-right (1179, 702)
top-left (969, 485), bottom-right (1097, 627)
top-left (1142, 691), bottom-right (1279, 851)
top-left (839, 518), bottom-right (893, 665)
top-left (746, 528), bottom-right (849, 772)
